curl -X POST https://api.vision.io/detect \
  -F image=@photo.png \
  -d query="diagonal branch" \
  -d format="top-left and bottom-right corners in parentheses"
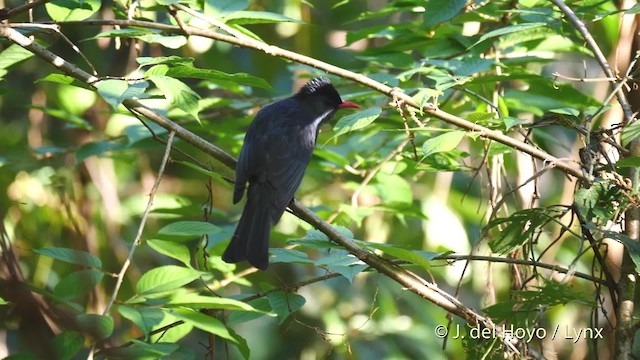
top-left (55, 18), bottom-right (587, 182)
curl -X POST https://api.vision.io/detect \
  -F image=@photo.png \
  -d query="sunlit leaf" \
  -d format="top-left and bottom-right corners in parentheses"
top-left (136, 266), bottom-right (203, 295)
top-left (333, 106), bottom-right (381, 137)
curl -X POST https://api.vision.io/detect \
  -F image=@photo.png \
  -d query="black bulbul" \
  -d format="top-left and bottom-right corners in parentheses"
top-left (222, 77), bottom-right (359, 270)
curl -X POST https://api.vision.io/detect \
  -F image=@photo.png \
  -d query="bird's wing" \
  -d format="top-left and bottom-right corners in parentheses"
top-left (265, 130), bottom-right (314, 223)
top-left (233, 107), bottom-right (273, 204)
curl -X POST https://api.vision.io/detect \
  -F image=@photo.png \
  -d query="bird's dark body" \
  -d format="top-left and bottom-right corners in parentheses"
top-left (222, 78), bottom-right (358, 270)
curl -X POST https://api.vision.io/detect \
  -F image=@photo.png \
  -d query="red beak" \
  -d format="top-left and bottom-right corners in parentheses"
top-left (338, 100), bottom-right (359, 109)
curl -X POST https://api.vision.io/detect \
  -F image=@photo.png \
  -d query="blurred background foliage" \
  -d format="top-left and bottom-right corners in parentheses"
top-left (1, 0), bottom-right (639, 359)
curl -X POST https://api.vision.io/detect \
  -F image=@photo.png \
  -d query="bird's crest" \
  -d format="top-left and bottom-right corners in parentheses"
top-left (298, 77), bottom-right (334, 96)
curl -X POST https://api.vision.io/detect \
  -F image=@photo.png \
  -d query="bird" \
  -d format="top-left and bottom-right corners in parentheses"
top-left (222, 77), bottom-right (359, 270)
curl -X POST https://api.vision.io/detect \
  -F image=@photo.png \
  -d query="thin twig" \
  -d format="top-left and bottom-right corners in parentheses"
top-left (102, 130), bottom-right (176, 315)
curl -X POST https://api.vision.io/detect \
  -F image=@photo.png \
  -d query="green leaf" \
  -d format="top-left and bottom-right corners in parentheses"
top-left (51, 331), bottom-right (84, 360)
top-left (270, 248), bottom-right (314, 265)
top-left (45, 0), bottom-right (100, 21)
top-left (333, 106), bottom-right (381, 137)
top-left (167, 293), bottom-right (265, 312)
top-left (228, 298), bottom-right (275, 325)
top-left (622, 120), bottom-right (640, 146)
top-left (616, 156), bottom-right (640, 168)
top-left (366, 243), bottom-right (433, 269)
top-left (75, 314), bottom-right (114, 339)
top-left (423, 0), bottom-right (467, 26)
top-left (314, 254), bottom-right (367, 282)
top-left (30, 106), bottom-right (93, 130)
top-left (96, 79), bottom-right (149, 110)
top-left (54, 269), bottom-right (104, 300)
top-left (0, 45), bottom-right (34, 75)
top-left (158, 221), bottom-right (221, 237)
top-left (421, 131), bottom-right (465, 158)
top-left (136, 265), bottom-right (202, 295)
top-left (224, 11), bottom-right (303, 25)
top-left (165, 308), bottom-right (236, 341)
top-left (471, 23), bottom-right (547, 48)
top-left (136, 56), bottom-right (194, 66)
top-left (147, 239), bottom-right (192, 267)
top-left (267, 291), bottom-right (306, 324)
top-left (36, 74), bottom-right (91, 89)
top-left (163, 66), bottom-right (272, 89)
top-left (149, 75), bottom-right (201, 123)
top-left (205, 0), bottom-right (248, 17)
top-left (117, 305), bottom-right (165, 337)
top-left (33, 247), bottom-right (102, 268)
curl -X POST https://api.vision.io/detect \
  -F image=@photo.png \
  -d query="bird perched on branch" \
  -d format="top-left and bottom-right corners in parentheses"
top-left (222, 77), bottom-right (359, 270)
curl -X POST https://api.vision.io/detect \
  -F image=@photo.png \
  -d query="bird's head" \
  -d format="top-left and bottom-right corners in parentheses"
top-left (296, 77), bottom-right (359, 114)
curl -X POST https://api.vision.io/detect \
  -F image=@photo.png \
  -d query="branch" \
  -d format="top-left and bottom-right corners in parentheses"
top-left (55, 18), bottom-right (587, 182)
top-left (550, 0), bottom-right (634, 124)
top-left (0, 0), bottom-right (51, 21)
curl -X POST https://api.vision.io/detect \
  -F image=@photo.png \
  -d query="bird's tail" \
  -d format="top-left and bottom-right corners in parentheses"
top-left (222, 183), bottom-right (272, 270)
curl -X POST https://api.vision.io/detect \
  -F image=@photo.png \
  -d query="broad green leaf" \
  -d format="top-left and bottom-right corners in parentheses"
top-left (422, 131), bottom-right (465, 158)
top-left (205, 0), bottom-right (248, 17)
top-left (75, 314), bottom-right (114, 340)
top-left (165, 308), bottom-right (236, 341)
top-left (54, 269), bottom-right (104, 300)
top-left (149, 75), bottom-right (201, 123)
top-left (29, 106), bottom-right (93, 130)
top-left (167, 293), bottom-right (265, 312)
top-left (34, 247), bottom-right (102, 268)
top-left (228, 298), bottom-right (274, 325)
top-left (366, 243), bottom-right (433, 269)
top-left (36, 74), bottom-right (91, 89)
top-left (52, 331), bottom-right (84, 360)
top-left (97, 341), bottom-right (183, 359)
top-left (96, 80), bottom-right (149, 110)
top-left (117, 305), bottom-right (165, 337)
top-left (136, 265), bottom-right (202, 295)
top-left (136, 56), bottom-right (194, 66)
top-left (164, 66), bottom-right (272, 89)
top-left (423, 0), bottom-right (467, 26)
top-left (147, 239), bottom-right (192, 267)
top-left (0, 45), bottom-right (34, 76)
top-left (158, 221), bottom-right (221, 237)
top-left (270, 248), bottom-right (314, 265)
top-left (267, 291), bottom-right (305, 324)
top-left (224, 11), bottom-right (303, 25)
top-left (314, 253), bottom-right (367, 282)
top-left (471, 23), bottom-right (547, 48)
top-left (45, 0), bottom-right (100, 21)
top-left (616, 156), bottom-right (640, 168)
top-left (622, 120), bottom-right (640, 146)
top-left (333, 106), bottom-right (381, 137)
